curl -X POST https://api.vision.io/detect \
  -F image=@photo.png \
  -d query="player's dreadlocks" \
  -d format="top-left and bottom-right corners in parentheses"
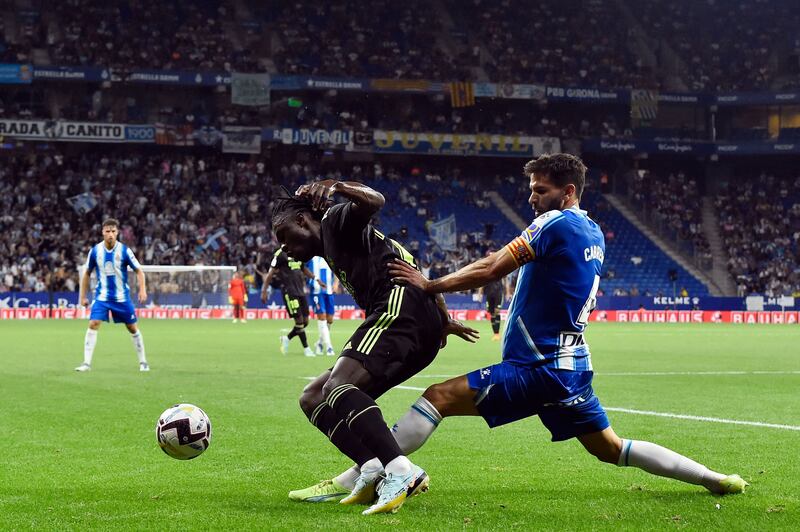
top-left (270, 186), bottom-right (328, 229)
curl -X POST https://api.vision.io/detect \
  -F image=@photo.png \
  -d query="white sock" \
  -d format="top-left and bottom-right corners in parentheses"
top-left (317, 320), bottom-right (332, 349)
top-left (83, 329), bottom-right (98, 365)
top-left (391, 397), bottom-right (442, 454)
top-left (334, 466), bottom-right (360, 490)
top-left (131, 331), bottom-right (147, 364)
top-left (332, 397), bottom-right (441, 487)
top-left (618, 439), bottom-right (725, 491)
top-left (384, 455), bottom-right (412, 476)
top-left (360, 457), bottom-right (383, 473)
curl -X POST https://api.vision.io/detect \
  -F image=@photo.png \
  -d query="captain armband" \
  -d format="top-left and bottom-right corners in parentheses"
top-left (505, 237), bottom-right (535, 266)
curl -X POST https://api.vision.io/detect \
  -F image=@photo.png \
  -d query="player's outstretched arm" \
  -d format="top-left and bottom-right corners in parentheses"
top-left (389, 248), bottom-right (518, 294)
top-left (296, 180), bottom-right (385, 219)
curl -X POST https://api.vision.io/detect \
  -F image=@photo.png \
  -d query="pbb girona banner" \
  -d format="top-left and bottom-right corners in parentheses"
top-left (1, 308), bottom-right (799, 324)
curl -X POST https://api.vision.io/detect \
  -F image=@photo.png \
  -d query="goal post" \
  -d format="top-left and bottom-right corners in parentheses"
top-left (79, 264), bottom-right (238, 308)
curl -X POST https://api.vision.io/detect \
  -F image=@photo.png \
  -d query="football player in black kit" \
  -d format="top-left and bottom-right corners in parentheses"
top-left (271, 180), bottom-right (478, 515)
top-left (481, 249), bottom-right (506, 341)
top-left (262, 247), bottom-right (321, 357)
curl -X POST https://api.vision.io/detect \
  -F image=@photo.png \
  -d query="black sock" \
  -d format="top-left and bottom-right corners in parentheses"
top-left (288, 325), bottom-right (306, 344)
top-left (307, 401), bottom-right (375, 466)
top-left (491, 314), bottom-right (500, 334)
top-left (298, 329), bottom-right (308, 348)
top-left (327, 384), bottom-right (402, 466)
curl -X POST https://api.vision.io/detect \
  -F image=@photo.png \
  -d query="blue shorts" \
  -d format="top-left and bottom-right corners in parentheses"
top-left (90, 299), bottom-right (138, 324)
top-left (312, 293), bottom-right (335, 316)
top-left (466, 361), bottom-right (609, 441)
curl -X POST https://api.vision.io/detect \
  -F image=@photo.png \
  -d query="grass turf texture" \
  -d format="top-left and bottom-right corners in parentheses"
top-left (1, 320), bottom-right (797, 530)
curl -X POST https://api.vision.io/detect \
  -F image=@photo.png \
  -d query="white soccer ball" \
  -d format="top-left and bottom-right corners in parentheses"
top-left (156, 403), bottom-right (212, 460)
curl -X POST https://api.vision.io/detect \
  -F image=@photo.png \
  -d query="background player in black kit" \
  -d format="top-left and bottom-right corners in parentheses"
top-left (261, 247), bottom-right (321, 357)
top-left (271, 181), bottom-right (478, 515)
top-left (480, 249), bottom-right (506, 341)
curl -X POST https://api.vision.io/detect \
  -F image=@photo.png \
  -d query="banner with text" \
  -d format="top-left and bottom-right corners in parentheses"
top-left (222, 126), bottom-right (261, 154)
top-left (0, 119), bottom-right (127, 142)
top-left (231, 72), bottom-right (271, 106)
top-left (371, 131), bottom-right (560, 157)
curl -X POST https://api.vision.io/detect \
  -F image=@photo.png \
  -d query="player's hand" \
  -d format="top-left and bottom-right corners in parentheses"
top-left (244, 294), bottom-right (249, 303)
top-left (440, 319), bottom-right (480, 348)
top-left (261, 290), bottom-right (268, 304)
top-left (388, 259), bottom-right (431, 292)
top-left (138, 291), bottom-right (147, 304)
top-left (318, 280), bottom-right (327, 289)
top-left (81, 296), bottom-right (89, 307)
top-left (295, 179), bottom-right (339, 212)
top-left (228, 296), bottom-right (234, 305)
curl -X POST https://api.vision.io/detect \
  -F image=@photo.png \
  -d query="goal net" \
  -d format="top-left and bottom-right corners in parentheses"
top-left (79, 264), bottom-right (237, 308)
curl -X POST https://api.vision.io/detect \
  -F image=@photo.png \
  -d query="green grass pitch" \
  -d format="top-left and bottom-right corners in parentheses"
top-left (1, 319), bottom-right (798, 530)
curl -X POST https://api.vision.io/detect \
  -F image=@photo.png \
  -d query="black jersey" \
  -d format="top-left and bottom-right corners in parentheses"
top-left (321, 202), bottom-right (420, 315)
top-left (484, 277), bottom-right (504, 300)
top-left (270, 248), bottom-right (306, 298)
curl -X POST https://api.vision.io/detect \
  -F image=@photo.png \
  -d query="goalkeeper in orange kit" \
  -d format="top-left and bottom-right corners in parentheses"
top-left (228, 270), bottom-right (248, 323)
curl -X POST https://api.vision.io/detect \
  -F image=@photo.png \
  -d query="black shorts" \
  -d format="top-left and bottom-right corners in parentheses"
top-left (486, 293), bottom-right (502, 314)
top-left (284, 292), bottom-right (309, 320)
top-left (341, 284), bottom-right (445, 399)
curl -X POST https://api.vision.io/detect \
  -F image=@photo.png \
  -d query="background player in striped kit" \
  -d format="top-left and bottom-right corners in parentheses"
top-left (308, 255), bottom-right (337, 356)
top-left (478, 249), bottom-right (506, 341)
top-left (75, 218), bottom-right (149, 372)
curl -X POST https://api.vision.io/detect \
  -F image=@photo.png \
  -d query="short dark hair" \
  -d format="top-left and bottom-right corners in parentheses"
top-left (523, 153), bottom-right (587, 198)
top-left (102, 218), bottom-right (120, 229)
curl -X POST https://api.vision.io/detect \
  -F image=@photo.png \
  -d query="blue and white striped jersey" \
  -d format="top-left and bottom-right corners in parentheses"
top-left (84, 242), bottom-right (142, 302)
top-left (502, 206), bottom-right (604, 371)
top-left (307, 256), bottom-right (334, 295)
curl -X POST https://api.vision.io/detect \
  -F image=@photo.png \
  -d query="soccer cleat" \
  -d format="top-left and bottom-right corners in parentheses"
top-left (240, 319), bottom-right (247, 324)
top-left (326, 347), bottom-right (336, 357)
top-left (279, 336), bottom-right (289, 355)
top-left (289, 479), bottom-right (349, 502)
top-left (362, 465), bottom-right (429, 515)
top-left (139, 362), bottom-right (150, 372)
top-left (492, 333), bottom-right (500, 341)
top-left (304, 347), bottom-right (315, 357)
top-left (315, 340), bottom-right (324, 355)
top-left (74, 363), bottom-right (91, 372)
top-left (232, 318), bottom-right (239, 323)
top-left (340, 468), bottom-right (382, 505)
top-left (716, 474), bottom-right (749, 494)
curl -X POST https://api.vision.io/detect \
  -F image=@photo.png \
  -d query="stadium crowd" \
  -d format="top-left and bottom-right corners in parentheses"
top-left (0, 0), bottom-right (795, 91)
top-left (0, 153), bottom-right (504, 294)
top-left (716, 174), bottom-right (800, 296)
top-left (629, 169), bottom-right (713, 269)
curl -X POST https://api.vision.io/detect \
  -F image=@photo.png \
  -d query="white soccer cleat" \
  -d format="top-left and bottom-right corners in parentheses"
top-left (139, 362), bottom-right (150, 372)
top-left (314, 340), bottom-right (324, 355)
top-left (232, 318), bottom-right (239, 323)
top-left (340, 468), bottom-right (382, 505)
top-left (304, 347), bottom-right (315, 357)
top-left (279, 336), bottom-right (289, 355)
top-left (240, 319), bottom-right (247, 323)
top-left (326, 347), bottom-right (336, 357)
top-left (75, 363), bottom-right (91, 372)
top-left (362, 464), bottom-right (429, 515)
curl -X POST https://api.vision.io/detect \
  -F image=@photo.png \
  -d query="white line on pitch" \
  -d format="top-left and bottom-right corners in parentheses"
top-left (604, 407), bottom-right (800, 431)
top-left (301, 378), bottom-right (800, 431)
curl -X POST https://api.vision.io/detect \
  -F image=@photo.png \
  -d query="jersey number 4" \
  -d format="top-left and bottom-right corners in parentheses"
top-left (576, 274), bottom-right (600, 328)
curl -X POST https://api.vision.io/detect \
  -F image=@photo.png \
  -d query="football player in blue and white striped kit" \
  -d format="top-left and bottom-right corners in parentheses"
top-left (75, 218), bottom-right (149, 372)
top-left (383, 154), bottom-right (746, 496)
top-left (308, 256), bottom-right (336, 356)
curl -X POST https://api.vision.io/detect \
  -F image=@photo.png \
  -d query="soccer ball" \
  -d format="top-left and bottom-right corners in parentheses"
top-left (156, 403), bottom-right (212, 460)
